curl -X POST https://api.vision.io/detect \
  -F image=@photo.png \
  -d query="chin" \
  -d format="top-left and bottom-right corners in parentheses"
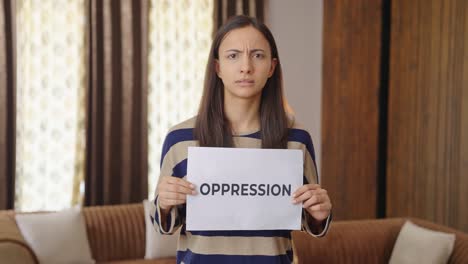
top-left (227, 88), bottom-right (263, 100)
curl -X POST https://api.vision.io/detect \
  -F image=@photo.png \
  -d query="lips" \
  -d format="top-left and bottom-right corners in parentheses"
top-left (236, 79), bottom-right (255, 86)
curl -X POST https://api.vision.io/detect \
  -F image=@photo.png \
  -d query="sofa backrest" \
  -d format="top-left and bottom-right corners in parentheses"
top-left (292, 217), bottom-right (468, 264)
top-left (82, 203), bottom-right (146, 262)
top-left (0, 204), bottom-right (147, 262)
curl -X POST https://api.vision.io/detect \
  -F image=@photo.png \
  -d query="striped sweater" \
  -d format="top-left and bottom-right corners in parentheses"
top-left (150, 116), bottom-right (331, 264)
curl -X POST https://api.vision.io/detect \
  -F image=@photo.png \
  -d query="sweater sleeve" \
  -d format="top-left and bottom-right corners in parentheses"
top-left (301, 131), bottom-right (332, 237)
top-left (149, 133), bottom-right (184, 235)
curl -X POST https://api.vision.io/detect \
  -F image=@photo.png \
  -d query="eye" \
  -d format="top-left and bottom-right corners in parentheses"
top-left (253, 53), bottom-right (265, 59)
top-left (227, 53), bottom-right (237, 59)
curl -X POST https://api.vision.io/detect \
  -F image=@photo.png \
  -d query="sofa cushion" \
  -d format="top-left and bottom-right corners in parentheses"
top-left (389, 220), bottom-right (455, 264)
top-left (15, 206), bottom-right (95, 264)
top-left (143, 200), bottom-right (179, 259)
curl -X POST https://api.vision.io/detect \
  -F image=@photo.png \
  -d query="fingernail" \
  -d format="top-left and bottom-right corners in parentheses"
top-left (192, 190), bottom-right (197, 195)
top-left (190, 184), bottom-right (195, 189)
top-left (292, 199), bottom-right (297, 203)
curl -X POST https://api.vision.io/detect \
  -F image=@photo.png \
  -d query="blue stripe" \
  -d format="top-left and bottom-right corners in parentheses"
top-left (172, 159), bottom-right (187, 178)
top-left (288, 129), bottom-right (320, 184)
top-left (177, 249), bottom-right (293, 264)
top-left (287, 129), bottom-right (316, 161)
top-left (160, 128), bottom-right (194, 168)
top-left (237, 131), bottom-right (261, 139)
top-left (160, 128), bottom-right (315, 164)
top-left (188, 230), bottom-right (291, 239)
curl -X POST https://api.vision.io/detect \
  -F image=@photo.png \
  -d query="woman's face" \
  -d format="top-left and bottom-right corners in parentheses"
top-left (216, 26), bottom-right (277, 101)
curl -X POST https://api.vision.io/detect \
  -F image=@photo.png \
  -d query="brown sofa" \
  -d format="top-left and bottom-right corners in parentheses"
top-left (1, 203), bottom-right (467, 263)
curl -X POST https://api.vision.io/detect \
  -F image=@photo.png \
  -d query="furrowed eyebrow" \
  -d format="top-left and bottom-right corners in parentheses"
top-left (224, 49), bottom-right (266, 53)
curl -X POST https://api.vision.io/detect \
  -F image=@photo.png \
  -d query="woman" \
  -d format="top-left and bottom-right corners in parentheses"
top-left (150, 15), bottom-right (332, 263)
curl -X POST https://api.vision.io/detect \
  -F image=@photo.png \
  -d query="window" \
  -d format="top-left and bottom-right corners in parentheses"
top-left (147, 0), bottom-right (213, 198)
top-left (15, 0), bottom-right (87, 211)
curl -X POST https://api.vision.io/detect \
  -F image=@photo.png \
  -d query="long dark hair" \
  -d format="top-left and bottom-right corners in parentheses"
top-left (194, 15), bottom-right (289, 149)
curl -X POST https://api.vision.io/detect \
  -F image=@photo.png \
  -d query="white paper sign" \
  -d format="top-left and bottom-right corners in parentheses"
top-left (186, 147), bottom-right (303, 231)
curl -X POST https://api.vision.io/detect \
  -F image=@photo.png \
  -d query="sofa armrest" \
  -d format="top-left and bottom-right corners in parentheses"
top-left (0, 213), bottom-right (38, 264)
top-left (292, 218), bottom-right (405, 264)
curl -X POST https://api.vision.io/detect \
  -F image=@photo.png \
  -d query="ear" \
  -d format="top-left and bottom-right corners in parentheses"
top-left (268, 58), bottom-right (278, 77)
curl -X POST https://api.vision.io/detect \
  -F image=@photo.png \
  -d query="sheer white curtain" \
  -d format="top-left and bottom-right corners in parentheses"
top-left (148, 0), bottom-right (213, 199)
top-left (15, 0), bottom-right (87, 211)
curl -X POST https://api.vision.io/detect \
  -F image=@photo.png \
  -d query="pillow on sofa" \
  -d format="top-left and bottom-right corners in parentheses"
top-left (15, 206), bottom-right (95, 264)
top-left (389, 220), bottom-right (455, 264)
top-left (143, 199), bottom-right (179, 259)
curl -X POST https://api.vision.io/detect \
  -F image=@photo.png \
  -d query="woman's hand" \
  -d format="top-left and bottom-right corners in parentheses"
top-left (292, 184), bottom-right (332, 222)
top-left (157, 176), bottom-right (196, 212)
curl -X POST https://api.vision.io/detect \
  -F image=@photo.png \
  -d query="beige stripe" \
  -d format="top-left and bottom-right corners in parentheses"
top-left (168, 116), bottom-right (197, 132)
top-left (233, 136), bottom-right (262, 148)
top-left (161, 140), bottom-right (198, 174)
top-left (304, 151), bottom-right (318, 184)
top-left (178, 233), bottom-right (292, 256)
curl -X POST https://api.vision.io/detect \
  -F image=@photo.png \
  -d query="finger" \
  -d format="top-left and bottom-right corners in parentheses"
top-left (293, 189), bottom-right (322, 204)
top-left (160, 198), bottom-right (186, 207)
top-left (160, 177), bottom-right (196, 194)
top-left (307, 202), bottom-right (332, 212)
top-left (166, 177), bottom-right (195, 189)
top-left (292, 184), bottom-right (321, 198)
top-left (302, 194), bottom-right (324, 208)
top-left (159, 191), bottom-right (188, 201)
top-left (167, 184), bottom-right (196, 195)
top-left (292, 190), bottom-right (312, 204)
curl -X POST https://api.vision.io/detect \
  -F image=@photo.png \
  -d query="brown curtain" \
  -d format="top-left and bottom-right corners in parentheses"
top-left (0, 0), bottom-right (15, 210)
top-left (85, 0), bottom-right (149, 206)
top-left (213, 0), bottom-right (264, 34)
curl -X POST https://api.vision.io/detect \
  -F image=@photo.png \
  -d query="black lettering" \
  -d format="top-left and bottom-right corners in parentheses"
top-left (200, 183), bottom-right (210, 195)
top-left (282, 184), bottom-right (291, 196)
top-left (221, 184), bottom-right (230, 195)
top-left (258, 184), bottom-right (266, 196)
top-left (271, 184), bottom-right (281, 196)
top-left (241, 184), bottom-right (248, 196)
top-left (232, 184), bottom-right (240, 195)
top-left (212, 184), bottom-right (220, 195)
top-left (249, 184), bottom-right (257, 196)
top-left (200, 183), bottom-right (292, 196)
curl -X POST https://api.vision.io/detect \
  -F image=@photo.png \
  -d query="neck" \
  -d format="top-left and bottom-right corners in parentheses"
top-left (224, 95), bottom-right (261, 135)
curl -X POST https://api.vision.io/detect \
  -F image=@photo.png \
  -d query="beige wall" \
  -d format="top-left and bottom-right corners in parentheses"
top-left (264, 0), bottom-right (323, 175)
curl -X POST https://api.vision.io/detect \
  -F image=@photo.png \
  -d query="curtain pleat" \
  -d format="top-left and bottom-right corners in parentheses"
top-left (213, 0), bottom-right (264, 35)
top-left (0, 0), bottom-right (16, 210)
top-left (85, 0), bottom-right (149, 206)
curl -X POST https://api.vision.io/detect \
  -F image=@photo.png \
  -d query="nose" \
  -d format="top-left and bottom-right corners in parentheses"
top-left (240, 55), bottom-right (252, 74)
